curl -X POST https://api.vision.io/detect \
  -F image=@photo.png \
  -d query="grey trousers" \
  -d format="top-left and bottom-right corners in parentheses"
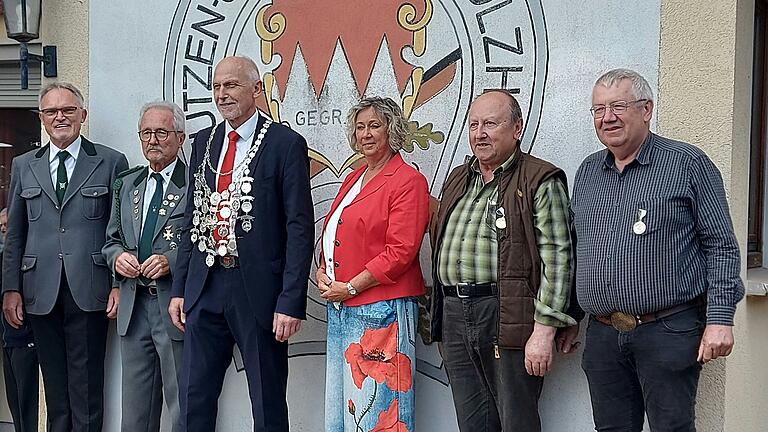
top-left (120, 292), bottom-right (183, 432)
top-left (442, 296), bottom-right (544, 432)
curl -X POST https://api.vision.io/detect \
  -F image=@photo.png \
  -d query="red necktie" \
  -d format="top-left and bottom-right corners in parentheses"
top-left (218, 130), bottom-right (239, 192)
top-left (215, 130), bottom-right (239, 244)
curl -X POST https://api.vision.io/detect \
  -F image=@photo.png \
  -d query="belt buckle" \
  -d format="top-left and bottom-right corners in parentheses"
top-left (456, 282), bottom-right (470, 299)
top-left (609, 311), bottom-right (638, 332)
top-left (220, 256), bottom-right (236, 269)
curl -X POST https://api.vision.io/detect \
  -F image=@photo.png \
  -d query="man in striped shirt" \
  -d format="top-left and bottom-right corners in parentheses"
top-left (571, 68), bottom-right (744, 431)
top-left (429, 90), bottom-right (581, 432)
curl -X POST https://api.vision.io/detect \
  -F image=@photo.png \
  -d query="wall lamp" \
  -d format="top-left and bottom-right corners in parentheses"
top-left (2, 0), bottom-right (57, 89)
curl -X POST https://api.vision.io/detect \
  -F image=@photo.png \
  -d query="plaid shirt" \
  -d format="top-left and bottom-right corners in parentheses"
top-left (437, 154), bottom-right (576, 327)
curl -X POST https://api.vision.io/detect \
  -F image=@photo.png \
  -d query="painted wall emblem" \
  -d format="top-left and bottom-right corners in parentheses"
top-left (164, 0), bottom-right (547, 395)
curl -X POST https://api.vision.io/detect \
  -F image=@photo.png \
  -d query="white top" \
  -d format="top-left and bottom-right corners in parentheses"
top-left (217, 112), bottom-right (260, 185)
top-left (322, 171), bottom-right (366, 282)
top-left (141, 158), bottom-right (178, 231)
top-left (48, 136), bottom-right (82, 185)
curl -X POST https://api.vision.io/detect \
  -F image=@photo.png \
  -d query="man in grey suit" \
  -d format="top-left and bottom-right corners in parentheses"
top-left (2, 82), bottom-right (129, 432)
top-left (103, 101), bottom-right (187, 432)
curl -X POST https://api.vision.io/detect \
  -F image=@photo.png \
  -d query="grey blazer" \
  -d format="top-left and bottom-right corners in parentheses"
top-left (102, 161), bottom-right (186, 340)
top-left (2, 138), bottom-right (129, 314)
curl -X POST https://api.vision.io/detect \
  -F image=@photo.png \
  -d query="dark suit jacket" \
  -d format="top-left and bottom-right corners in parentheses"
top-left (171, 115), bottom-right (314, 330)
top-left (2, 138), bottom-right (129, 314)
top-left (102, 161), bottom-right (187, 340)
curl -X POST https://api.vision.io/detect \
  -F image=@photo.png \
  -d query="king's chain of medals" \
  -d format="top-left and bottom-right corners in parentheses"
top-left (190, 120), bottom-right (272, 267)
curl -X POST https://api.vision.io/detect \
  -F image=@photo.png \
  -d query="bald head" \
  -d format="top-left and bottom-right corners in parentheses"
top-left (213, 56), bottom-right (263, 128)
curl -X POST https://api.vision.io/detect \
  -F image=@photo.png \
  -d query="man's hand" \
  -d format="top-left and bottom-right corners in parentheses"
top-left (316, 268), bottom-right (331, 295)
top-left (2, 292), bottom-right (23, 329)
top-left (115, 252), bottom-right (140, 278)
top-left (140, 255), bottom-right (170, 280)
top-left (169, 297), bottom-right (185, 332)
top-left (106, 288), bottom-right (119, 319)
top-left (524, 322), bottom-right (556, 377)
top-left (697, 324), bottom-right (734, 364)
top-left (555, 324), bottom-right (581, 354)
top-left (273, 312), bottom-right (301, 342)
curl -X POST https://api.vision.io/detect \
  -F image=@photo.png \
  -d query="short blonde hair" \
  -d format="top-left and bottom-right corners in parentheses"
top-left (346, 97), bottom-right (408, 153)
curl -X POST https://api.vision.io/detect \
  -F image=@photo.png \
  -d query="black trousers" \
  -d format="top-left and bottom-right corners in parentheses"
top-left (442, 296), bottom-right (544, 432)
top-left (28, 279), bottom-right (108, 432)
top-left (178, 266), bottom-right (289, 432)
top-left (2, 344), bottom-right (38, 432)
top-left (582, 307), bottom-right (705, 432)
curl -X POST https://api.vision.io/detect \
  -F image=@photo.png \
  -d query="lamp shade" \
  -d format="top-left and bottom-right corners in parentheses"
top-left (2, 0), bottom-right (41, 43)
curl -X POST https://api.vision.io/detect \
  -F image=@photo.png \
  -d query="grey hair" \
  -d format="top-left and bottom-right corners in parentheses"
top-left (594, 68), bottom-right (654, 101)
top-left (39, 82), bottom-right (85, 108)
top-left (0, 208), bottom-right (6, 217)
top-left (477, 89), bottom-right (523, 123)
top-left (138, 101), bottom-right (186, 133)
top-left (346, 97), bottom-right (408, 153)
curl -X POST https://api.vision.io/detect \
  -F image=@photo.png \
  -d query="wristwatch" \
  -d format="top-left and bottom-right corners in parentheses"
top-left (346, 282), bottom-right (358, 296)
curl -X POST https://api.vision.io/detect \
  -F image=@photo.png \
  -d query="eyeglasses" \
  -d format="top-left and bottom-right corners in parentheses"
top-left (469, 120), bottom-right (507, 132)
top-left (40, 106), bottom-right (80, 118)
top-left (590, 99), bottom-right (648, 119)
top-left (138, 129), bottom-right (181, 142)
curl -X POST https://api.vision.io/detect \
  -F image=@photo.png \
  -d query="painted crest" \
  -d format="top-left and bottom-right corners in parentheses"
top-left (163, 0), bottom-right (547, 402)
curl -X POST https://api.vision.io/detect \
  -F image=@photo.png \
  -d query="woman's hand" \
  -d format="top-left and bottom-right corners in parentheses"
top-left (320, 281), bottom-right (351, 302)
top-left (316, 268), bottom-right (332, 294)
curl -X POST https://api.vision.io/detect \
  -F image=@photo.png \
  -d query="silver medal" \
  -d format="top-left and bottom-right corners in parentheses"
top-left (205, 255), bottom-right (215, 267)
top-left (242, 220), bottom-right (252, 232)
top-left (218, 226), bottom-right (229, 237)
top-left (193, 214), bottom-right (200, 226)
top-left (194, 196), bottom-right (202, 207)
top-left (190, 232), bottom-right (198, 243)
top-left (231, 199), bottom-right (241, 211)
top-left (241, 182), bottom-right (252, 194)
top-left (227, 239), bottom-right (237, 253)
top-left (217, 244), bottom-right (228, 256)
top-left (221, 190), bottom-right (230, 200)
top-left (228, 183), bottom-right (236, 192)
top-left (220, 206), bottom-right (232, 219)
top-left (241, 201), bottom-right (253, 213)
top-left (495, 217), bottom-right (507, 229)
top-left (210, 192), bottom-right (221, 206)
top-left (633, 221), bottom-right (647, 235)
top-left (198, 241), bottom-right (206, 252)
top-left (167, 194), bottom-right (174, 200)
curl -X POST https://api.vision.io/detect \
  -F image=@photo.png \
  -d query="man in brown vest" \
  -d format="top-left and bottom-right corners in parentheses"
top-left (430, 90), bottom-right (581, 432)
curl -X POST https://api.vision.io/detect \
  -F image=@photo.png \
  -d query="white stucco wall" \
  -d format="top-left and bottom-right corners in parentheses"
top-left (86, 1), bottom-right (662, 431)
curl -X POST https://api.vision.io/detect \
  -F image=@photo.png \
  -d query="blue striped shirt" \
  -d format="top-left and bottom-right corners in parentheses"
top-left (571, 133), bottom-right (744, 325)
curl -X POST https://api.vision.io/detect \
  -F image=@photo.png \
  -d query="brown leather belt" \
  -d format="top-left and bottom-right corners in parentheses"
top-left (442, 282), bottom-right (498, 298)
top-left (595, 298), bottom-right (704, 332)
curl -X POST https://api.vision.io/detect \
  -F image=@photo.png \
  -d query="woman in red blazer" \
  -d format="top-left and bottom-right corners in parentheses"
top-left (317, 97), bottom-right (429, 432)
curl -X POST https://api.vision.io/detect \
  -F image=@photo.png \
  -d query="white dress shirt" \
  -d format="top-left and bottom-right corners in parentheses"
top-left (217, 112), bottom-right (260, 185)
top-left (48, 136), bottom-right (82, 186)
top-left (140, 158), bottom-right (178, 231)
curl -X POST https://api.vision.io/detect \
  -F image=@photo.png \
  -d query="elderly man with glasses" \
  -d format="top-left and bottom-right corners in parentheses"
top-left (570, 68), bottom-right (744, 431)
top-left (102, 101), bottom-right (188, 432)
top-left (2, 82), bottom-right (128, 432)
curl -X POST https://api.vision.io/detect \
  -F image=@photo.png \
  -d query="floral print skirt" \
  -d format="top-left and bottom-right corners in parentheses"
top-left (325, 297), bottom-right (417, 432)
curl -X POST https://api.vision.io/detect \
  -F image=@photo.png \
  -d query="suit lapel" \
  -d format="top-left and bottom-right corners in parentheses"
top-left (62, 138), bottom-right (102, 207)
top-left (29, 145), bottom-right (58, 204)
top-left (152, 160), bottom-right (187, 241)
top-left (130, 168), bottom-right (149, 245)
top-left (348, 153), bottom-right (405, 206)
top-left (322, 167), bottom-right (365, 232)
top-left (205, 123), bottom-right (226, 191)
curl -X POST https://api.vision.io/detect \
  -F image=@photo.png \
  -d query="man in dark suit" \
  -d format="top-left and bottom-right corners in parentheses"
top-left (0, 207), bottom-right (38, 432)
top-left (169, 56), bottom-right (314, 431)
top-left (103, 101), bottom-right (187, 432)
top-left (2, 82), bottom-right (129, 432)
